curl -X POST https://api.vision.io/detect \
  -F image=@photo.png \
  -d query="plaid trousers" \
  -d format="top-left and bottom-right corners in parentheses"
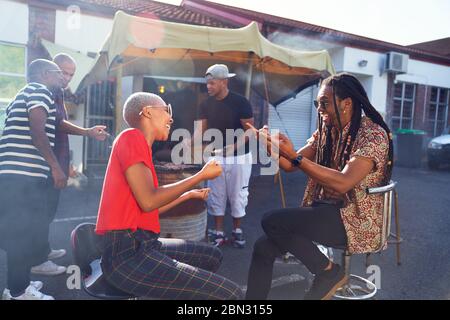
top-left (101, 229), bottom-right (244, 300)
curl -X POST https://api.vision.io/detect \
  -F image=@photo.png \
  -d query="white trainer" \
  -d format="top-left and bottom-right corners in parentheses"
top-left (2, 281), bottom-right (44, 300)
top-left (6, 284), bottom-right (54, 300)
top-left (30, 281), bottom-right (44, 291)
top-left (31, 261), bottom-right (67, 276)
top-left (48, 249), bottom-right (66, 260)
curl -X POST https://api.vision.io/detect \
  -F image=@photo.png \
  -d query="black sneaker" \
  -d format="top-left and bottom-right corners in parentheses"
top-left (209, 231), bottom-right (227, 247)
top-left (231, 229), bottom-right (246, 248)
top-left (207, 229), bottom-right (216, 242)
top-left (303, 263), bottom-right (348, 300)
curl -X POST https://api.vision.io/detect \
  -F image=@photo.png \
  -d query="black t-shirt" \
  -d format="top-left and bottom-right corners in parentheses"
top-left (199, 91), bottom-right (253, 155)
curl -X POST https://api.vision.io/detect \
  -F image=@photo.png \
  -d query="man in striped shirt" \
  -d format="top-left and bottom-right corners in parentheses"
top-left (28, 54), bottom-right (107, 280)
top-left (0, 59), bottom-right (66, 300)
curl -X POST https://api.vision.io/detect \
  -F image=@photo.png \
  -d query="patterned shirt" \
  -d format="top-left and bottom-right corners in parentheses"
top-left (0, 83), bottom-right (56, 179)
top-left (302, 116), bottom-right (389, 253)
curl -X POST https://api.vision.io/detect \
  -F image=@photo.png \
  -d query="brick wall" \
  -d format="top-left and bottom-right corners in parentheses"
top-left (27, 5), bottom-right (56, 63)
top-left (386, 75), bottom-right (435, 134)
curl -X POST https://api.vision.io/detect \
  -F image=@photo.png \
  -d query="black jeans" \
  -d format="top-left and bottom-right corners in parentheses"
top-left (0, 176), bottom-right (47, 295)
top-left (34, 179), bottom-right (61, 265)
top-left (245, 203), bottom-right (348, 300)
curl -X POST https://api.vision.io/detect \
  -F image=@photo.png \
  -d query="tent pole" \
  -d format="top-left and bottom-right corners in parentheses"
top-left (262, 65), bottom-right (286, 208)
top-left (277, 169), bottom-right (287, 208)
top-left (244, 53), bottom-right (253, 100)
top-left (115, 64), bottom-right (123, 136)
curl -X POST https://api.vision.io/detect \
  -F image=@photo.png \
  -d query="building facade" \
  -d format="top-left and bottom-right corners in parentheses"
top-left (0, 0), bottom-right (233, 174)
top-left (1, 0), bottom-right (449, 173)
top-left (181, 0), bottom-right (450, 148)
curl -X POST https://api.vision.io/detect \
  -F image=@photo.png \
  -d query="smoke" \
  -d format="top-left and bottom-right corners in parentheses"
top-left (269, 31), bottom-right (337, 52)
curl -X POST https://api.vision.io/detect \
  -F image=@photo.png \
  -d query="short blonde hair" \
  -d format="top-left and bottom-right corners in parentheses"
top-left (123, 92), bottom-right (164, 127)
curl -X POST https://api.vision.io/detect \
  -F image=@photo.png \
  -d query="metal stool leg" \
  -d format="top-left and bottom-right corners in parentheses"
top-left (386, 190), bottom-right (402, 266)
top-left (388, 190), bottom-right (402, 265)
top-left (334, 251), bottom-right (377, 300)
top-left (393, 190), bottom-right (401, 265)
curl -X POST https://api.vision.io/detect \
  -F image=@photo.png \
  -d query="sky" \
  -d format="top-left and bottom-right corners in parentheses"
top-left (161, 0), bottom-right (450, 46)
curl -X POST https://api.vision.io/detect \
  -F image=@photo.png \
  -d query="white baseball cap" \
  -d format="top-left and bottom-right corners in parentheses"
top-left (205, 64), bottom-right (236, 80)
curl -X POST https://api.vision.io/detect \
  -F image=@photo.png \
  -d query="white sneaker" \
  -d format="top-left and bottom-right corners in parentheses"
top-left (31, 261), bottom-right (67, 276)
top-left (3, 281), bottom-right (44, 300)
top-left (7, 284), bottom-right (54, 300)
top-left (48, 249), bottom-right (66, 260)
top-left (30, 281), bottom-right (44, 291)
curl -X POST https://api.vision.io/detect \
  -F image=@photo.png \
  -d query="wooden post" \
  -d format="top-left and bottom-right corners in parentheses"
top-left (277, 171), bottom-right (286, 208)
top-left (261, 65), bottom-right (286, 208)
top-left (245, 53), bottom-right (254, 100)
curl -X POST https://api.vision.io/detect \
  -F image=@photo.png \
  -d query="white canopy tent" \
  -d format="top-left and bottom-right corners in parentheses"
top-left (77, 10), bottom-right (334, 106)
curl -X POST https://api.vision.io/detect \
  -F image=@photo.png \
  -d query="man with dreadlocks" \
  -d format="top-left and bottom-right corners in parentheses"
top-left (245, 72), bottom-right (394, 300)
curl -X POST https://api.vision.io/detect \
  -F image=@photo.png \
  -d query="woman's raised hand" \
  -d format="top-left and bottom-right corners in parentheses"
top-left (200, 159), bottom-right (222, 180)
top-left (185, 188), bottom-right (211, 201)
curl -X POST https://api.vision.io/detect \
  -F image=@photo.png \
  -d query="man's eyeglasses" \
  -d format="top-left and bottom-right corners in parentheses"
top-left (313, 100), bottom-right (330, 109)
top-left (139, 104), bottom-right (172, 117)
top-left (46, 69), bottom-right (63, 75)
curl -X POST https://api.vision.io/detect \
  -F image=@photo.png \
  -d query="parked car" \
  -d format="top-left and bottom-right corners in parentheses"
top-left (427, 127), bottom-right (450, 169)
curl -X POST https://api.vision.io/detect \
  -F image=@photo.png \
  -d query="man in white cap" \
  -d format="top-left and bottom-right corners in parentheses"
top-left (194, 64), bottom-right (254, 248)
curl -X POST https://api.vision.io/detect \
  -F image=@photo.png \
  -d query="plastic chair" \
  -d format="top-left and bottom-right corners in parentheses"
top-left (70, 223), bottom-right (136, 300)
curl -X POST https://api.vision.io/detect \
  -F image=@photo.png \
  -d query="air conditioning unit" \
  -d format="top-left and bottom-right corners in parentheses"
top-left (385, 52), bottom-right (409, 74)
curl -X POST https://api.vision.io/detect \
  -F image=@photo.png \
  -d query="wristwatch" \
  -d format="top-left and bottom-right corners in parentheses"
top-left (291, 154), bottom-right (303, 167)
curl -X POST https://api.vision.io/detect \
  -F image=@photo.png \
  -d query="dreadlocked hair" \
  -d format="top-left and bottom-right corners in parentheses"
top-left (316, 113), bottom-right (333, 168)
top-left (316, 73), bottom-right (394, 184)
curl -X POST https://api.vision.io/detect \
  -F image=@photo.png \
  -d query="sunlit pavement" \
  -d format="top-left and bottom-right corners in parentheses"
top-left (1, 165), bottom-right (449, 300)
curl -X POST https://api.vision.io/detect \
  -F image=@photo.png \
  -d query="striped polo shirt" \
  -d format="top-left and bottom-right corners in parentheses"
top-left (0, 82), bottom-right (56, 179)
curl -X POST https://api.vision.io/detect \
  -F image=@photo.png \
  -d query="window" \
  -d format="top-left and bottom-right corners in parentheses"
top-left (0, 42), bottom-right (27, 133)
top-left (391, 82), bottom-right (416, 132)
top-left (0, 102), bottom-right (6, 134)
top-left (427, 87), bottom-right (449, 137)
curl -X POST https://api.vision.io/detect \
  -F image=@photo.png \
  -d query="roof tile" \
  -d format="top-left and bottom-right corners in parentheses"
top-left (184, 0), bottom-right (450, 65)
top-left (39, 0), bottom-right (235, 28)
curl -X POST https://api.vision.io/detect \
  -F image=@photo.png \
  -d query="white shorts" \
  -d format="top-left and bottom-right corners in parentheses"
top-left (206, 152), bottom-right (253, 219)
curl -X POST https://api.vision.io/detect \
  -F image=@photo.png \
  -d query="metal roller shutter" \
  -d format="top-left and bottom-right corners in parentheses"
top-left (268, 86), bottom-right (316, 150)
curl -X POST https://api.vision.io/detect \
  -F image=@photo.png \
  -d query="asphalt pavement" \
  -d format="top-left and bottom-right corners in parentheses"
top-left (1, 165), bottom-right (449, 300)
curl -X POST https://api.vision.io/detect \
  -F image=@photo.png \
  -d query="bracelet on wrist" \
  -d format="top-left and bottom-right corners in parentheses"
top-left (290, 154), bottom-right (303, 167)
